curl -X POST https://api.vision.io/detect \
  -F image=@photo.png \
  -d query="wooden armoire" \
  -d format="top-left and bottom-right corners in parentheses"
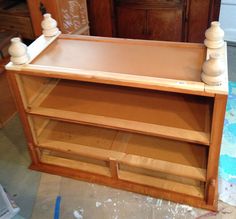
top-left (87, 0), bottom-right (221, 43)
top-left (0, 0), bottom-right (89, 39)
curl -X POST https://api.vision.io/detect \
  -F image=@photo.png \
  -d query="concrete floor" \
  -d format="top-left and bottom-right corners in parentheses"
top-left (0, 116), bottom-right (41, 219)
top-left (0, 45), bottom-right (236, 219)
top-left (31, 174), bottom-right (236, 219)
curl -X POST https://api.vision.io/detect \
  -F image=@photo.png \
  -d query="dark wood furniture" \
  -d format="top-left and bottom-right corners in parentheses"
top-left (0, 30), bottom-right (18, 127)
top-left (0, 0), bottom-right (89, 40)
top-left (0, 0), bottom-right (34, 40)
top-left (87, 0), bottom-right (221, 43)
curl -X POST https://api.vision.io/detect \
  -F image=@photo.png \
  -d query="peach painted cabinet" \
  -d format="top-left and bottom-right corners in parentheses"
top-left (6, 31), bottom-right (228, 210)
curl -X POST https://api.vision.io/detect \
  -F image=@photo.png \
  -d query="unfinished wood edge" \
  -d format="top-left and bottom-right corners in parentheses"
top-left (120, 155), bottom-right (207, 182)
top-left (10, 64), bottom-right (207, 95)
top-left (5, 32), bottom-right (61, 71)
top-left (28, 107), bottom-right (210, 145)
top-left (12, 68), bottom-right (214, 97)
top-left (204, 43), bottom-right (229, 95)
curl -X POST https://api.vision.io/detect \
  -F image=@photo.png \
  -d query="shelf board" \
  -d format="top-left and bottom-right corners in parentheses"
top-left (28, 79), bottom-right (212, 145)
top-left (36, 119), bottom-right (207, 182)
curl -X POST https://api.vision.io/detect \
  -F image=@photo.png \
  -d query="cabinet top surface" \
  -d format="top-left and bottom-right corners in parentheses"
top-left (31, 35), bottom-right (206, 82)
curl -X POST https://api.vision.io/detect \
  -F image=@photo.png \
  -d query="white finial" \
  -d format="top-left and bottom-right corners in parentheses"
top-left (201, 53), bottom-right (225, 85)
top-left (204, 21), bottom-right (224, 49)
top-left (8, 37), bottom-right (29, 65)
top-left (41, 13), bottom-right (59, 37)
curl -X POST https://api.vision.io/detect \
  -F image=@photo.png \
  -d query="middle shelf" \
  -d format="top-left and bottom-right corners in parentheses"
top-left (17, 74), bottom-right (213, 145)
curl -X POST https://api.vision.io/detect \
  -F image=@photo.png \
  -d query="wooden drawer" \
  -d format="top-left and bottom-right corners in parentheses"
top-left (0, 14), bottom-right (34, 39)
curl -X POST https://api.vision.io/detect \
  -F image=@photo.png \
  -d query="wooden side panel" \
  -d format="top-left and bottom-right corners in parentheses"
top-left (116, 7), bottom-right (146, 39)
top-left (7, 71), bottom-right (39, 164)
top-left (206, 94), bottom-right (227, 206)
top-left (15, 74), bottom-right (50, 107)
top-left (187, 0), bottom-right (211, 43)
top-left (87, 0), bottom-right (114, 37)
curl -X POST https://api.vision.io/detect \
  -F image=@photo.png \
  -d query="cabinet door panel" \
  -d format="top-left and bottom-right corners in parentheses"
top-left (87, 0), bottom-right (114, 37)
top-left (116, 7), bottom-right (146, 39)
top-left (187, 0), bottom-right (211, 43)
top-left (147, 9), bottom-right (183, 41)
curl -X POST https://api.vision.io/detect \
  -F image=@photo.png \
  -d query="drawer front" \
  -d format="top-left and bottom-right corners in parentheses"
top-left (0, 14), bottom-right (34, 39)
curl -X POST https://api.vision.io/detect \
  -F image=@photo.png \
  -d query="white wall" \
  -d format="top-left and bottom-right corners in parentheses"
top-left (219, 0), bottom-right (236, 42)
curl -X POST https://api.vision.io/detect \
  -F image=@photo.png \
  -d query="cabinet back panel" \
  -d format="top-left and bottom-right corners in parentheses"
top-left (31, 37), bottom-right (206, 82)
top-left (39, 79), bottom-right (212, 132)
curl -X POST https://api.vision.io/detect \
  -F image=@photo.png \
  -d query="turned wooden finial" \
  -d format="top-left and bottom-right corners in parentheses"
top-left (204, 21), bottom-right (224, 49)
top-left (41, 13), bottom-right (59, 37)
top-left (8, 37), bottom-right (29, 65)
top-left (202, 21), bottom-right (225, 85)
top-left (201, 53), bottom-right (225, 86)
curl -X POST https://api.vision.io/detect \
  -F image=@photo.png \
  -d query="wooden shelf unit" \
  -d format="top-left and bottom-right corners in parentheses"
top-left (6, 34), bottom-right (228, 211)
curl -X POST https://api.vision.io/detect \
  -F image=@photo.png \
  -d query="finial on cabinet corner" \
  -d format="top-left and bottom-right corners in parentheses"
top-left (204, 21), bottom-right (224, 49)
top-left (8, 37), bottom-right (29, 65)
top-left (201, 53), bottom-right (225, 86)
top-left (41, 13), bottom-right (59, 37)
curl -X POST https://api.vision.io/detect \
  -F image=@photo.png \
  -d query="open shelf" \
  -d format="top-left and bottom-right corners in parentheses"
top-left (33, 117), bottom-right (207, 198)
top-left (25, 78), bottom-right (213, 145)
